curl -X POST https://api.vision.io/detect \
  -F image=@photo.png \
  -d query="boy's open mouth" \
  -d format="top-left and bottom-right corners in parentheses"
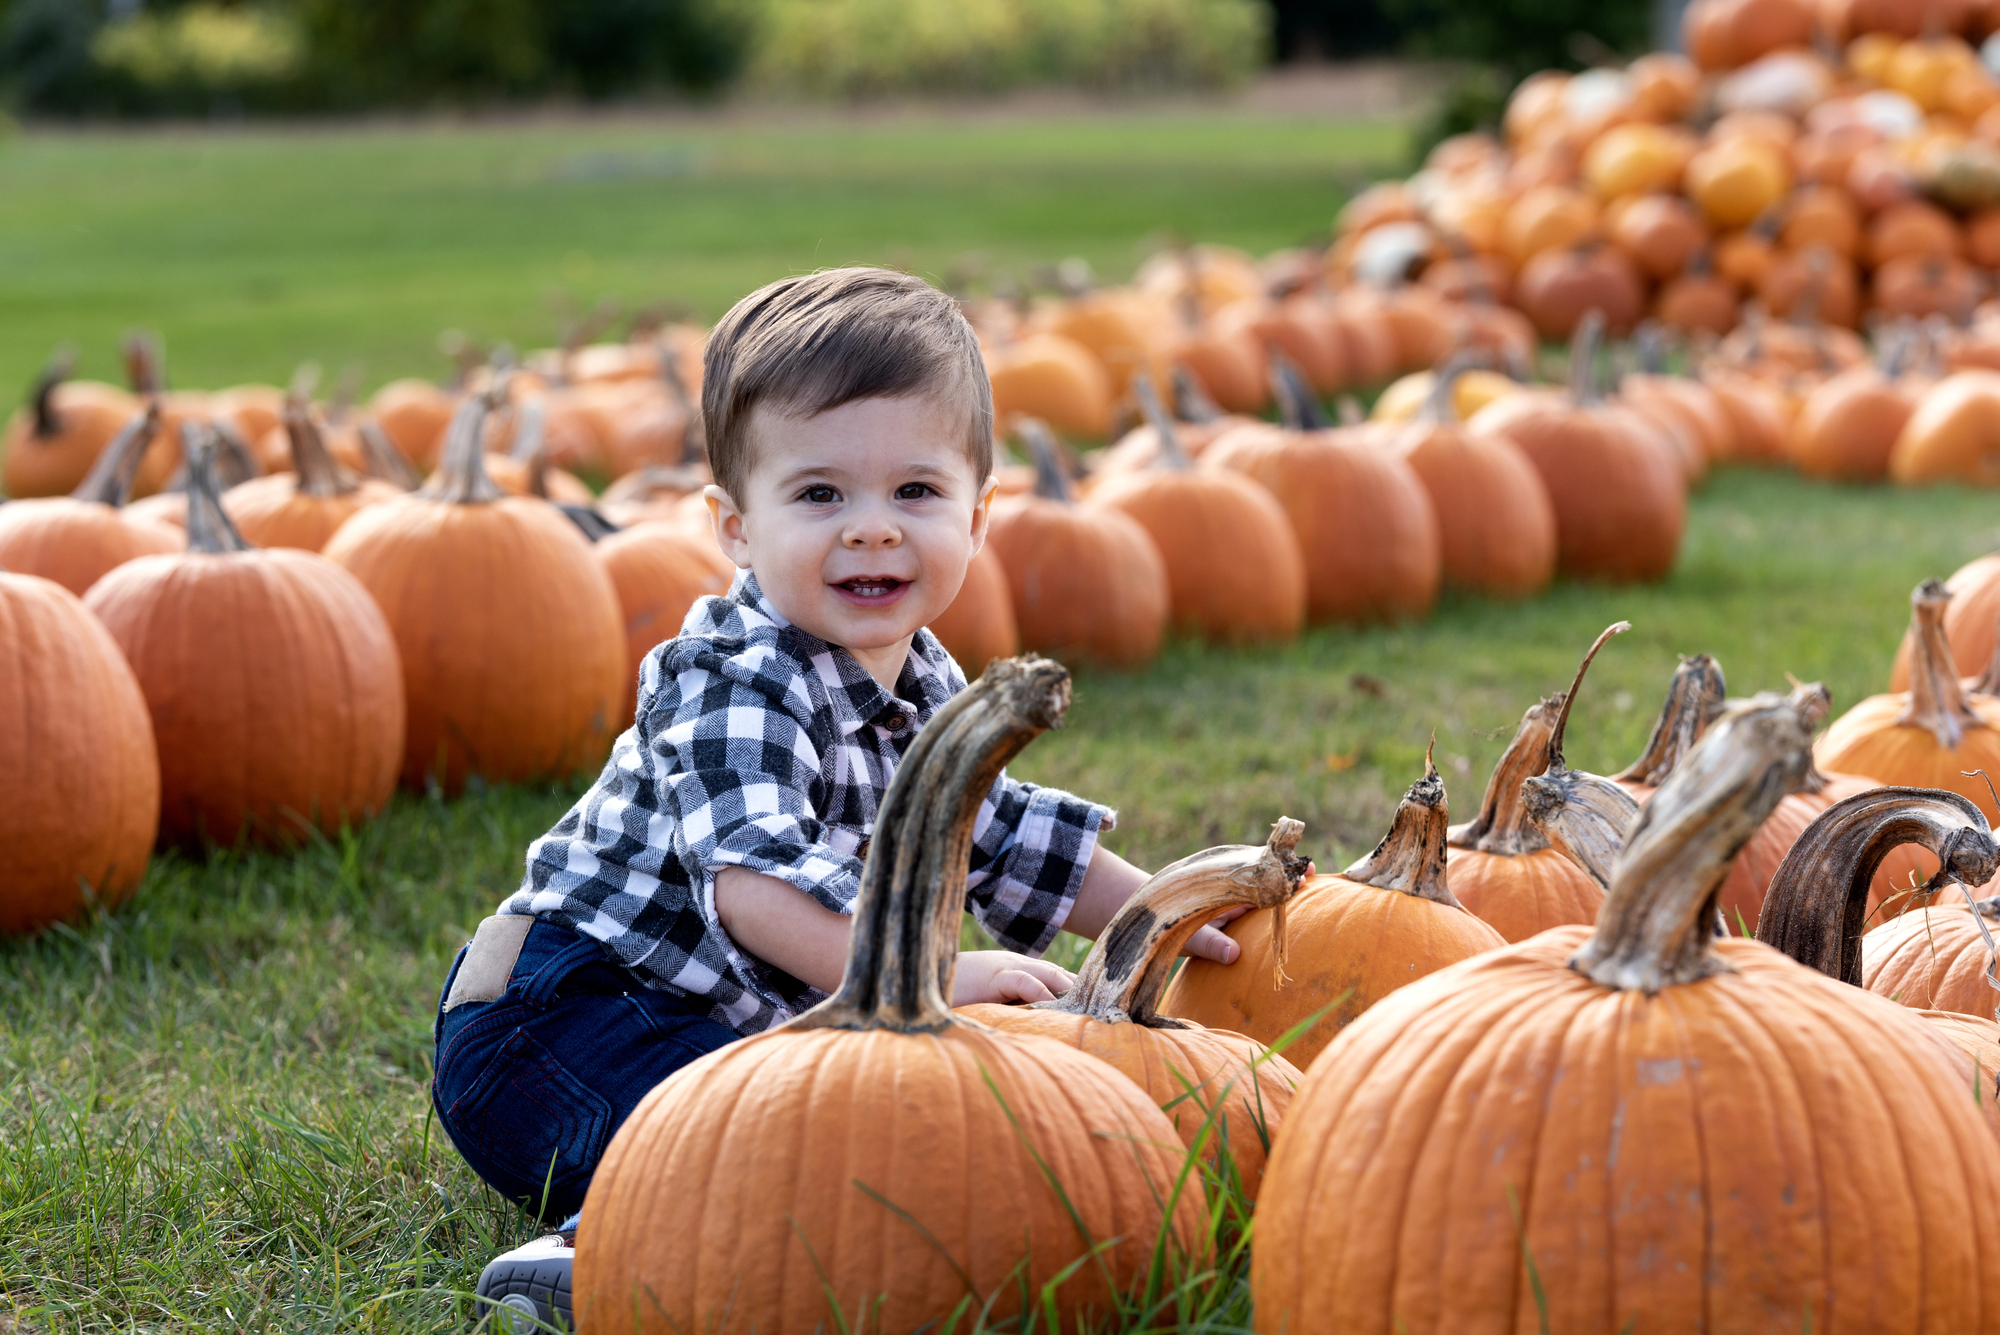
top-left (833, 576), bottom-right (908, 604)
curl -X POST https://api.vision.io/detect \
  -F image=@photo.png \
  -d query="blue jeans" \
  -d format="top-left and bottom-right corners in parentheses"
top-left (432, 919), bottom-right (739, 1224)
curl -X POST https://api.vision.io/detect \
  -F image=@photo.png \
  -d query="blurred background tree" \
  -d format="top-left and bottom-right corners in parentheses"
top-left (0, 0), bottom-right (1656, 117)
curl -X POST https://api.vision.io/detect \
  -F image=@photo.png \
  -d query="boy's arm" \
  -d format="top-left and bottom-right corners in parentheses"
top-left (1061, 844), bottom-right (1245, 964)
top-left (713, 866), bottom-right (1075, 1003)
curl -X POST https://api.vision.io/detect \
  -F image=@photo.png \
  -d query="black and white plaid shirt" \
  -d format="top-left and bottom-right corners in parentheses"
top-left (502, 570), bottom-right (1112, 1035)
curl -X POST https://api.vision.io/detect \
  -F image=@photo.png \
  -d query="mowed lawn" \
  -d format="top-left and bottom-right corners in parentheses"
top-left (6, 109), bottom-right (2000, 1332)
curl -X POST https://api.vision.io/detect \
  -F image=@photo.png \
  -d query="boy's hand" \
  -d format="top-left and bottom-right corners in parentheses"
top-left (1178, 861), bottom-right (1315, 966)
top-left (952, 950), bottom-right (1075, 1006)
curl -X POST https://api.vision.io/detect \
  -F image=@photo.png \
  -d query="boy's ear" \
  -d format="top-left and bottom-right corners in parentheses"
top-left (968, 474), bottom-right (998, 556)
top-left (704, 485), bottom-right (754, 570)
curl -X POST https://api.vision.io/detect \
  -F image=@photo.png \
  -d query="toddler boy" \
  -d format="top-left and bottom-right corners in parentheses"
top-left (432, 268), bottom-right (1241, 1331)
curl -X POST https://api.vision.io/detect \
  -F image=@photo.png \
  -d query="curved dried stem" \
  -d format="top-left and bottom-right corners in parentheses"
top-left (1568, 310), bottom-right (1607, 405)
top-left (417, 384), bottom-right (507, 506)
top-left (1131, 375), bottom-right (1192, 472)
top-left (1522, 767), bottom-right (1641, 892)
top-left (69, 403), bottom-right (161, 507)
top-left (1016, 419), bottom-right (1072, 503)
top-left (181, 423), bottom-right (252, 556)
top-left (1170, 365), bottom-right (1223, 424)
top-left (1344, 748), bottom-right (1462, 909)
top-left (284, 403), bottom-right (359, 500)
top-left (1040, 819), bottom-right (1309, 1027)
top-left (1757, 787), bottom-right (1999, 986)
top-left (25, 349), bottom-right (75, 438)
top-left (796, 657), bottom-right (1073, 1033)
top-left (1417, 352), bottom-right (1486, 425)
top-left (356, 419), bottom-right (421, 490)
top-left (1571, 686), bottom-right (1819, 993)
top-left (1897, 579), bottom-right (1986, 749)
top-left (1267, 351), bottom-right (1328, 432)
top-left (1546, 621), bottom-right (1632, 776)
top-left (1449, 698), bottom-right (1558, 857)
top-left (1614, 654), bottom-right (1728, 787)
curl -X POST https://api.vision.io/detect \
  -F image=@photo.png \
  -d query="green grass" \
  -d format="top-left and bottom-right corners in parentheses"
top-left (0, 110), bottom-right (1403, 399)
top-left (7, 467), bottom-right (2000, 1332)
top-left (6, 109), bottom-right (2000, 1332)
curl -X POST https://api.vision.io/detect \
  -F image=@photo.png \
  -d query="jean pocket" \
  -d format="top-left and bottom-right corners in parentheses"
top-left (442, 1027), bottom-right (613, 1216)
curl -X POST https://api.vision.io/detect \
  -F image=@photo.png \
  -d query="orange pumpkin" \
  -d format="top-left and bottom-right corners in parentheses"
top-left (1203, 369), bottom-right (1441, 624)
top-left (1891, 550), bottom-right (2000, 689)
top-left (1686, 135), bottom-right (1793, 226)
top-left (1386, 361), bottom-right (1556, 599)
top-left (366, 378), bottom-right (457, 471)
top-left (0, 570), bottom-right (159, 936)
top-left (987, 332), bottom-right (1116, 440)
top-left (574, 660), bottom-right (1207, 1334)
top-left (926, 543), bottom-right (1020, 673)
top-left (323, 388), bottom-right (626, 794)
top-left (2, 354), bottom-right (139, 499)
top-left (1610, 193), bottom-right (1708, 279)
top-left (1581, 123), bottom-right (1694, 199)
top-left (1756, 245), bottom-right (1861, 326)
top-left (1467, 315), bottom-right (1686, 584)
top-left (1874, 254), bottom-right (1985, 320)
top-left (85, 429), bottom-right (404, 848)
top-left (221, 404), bottom-right (403, 551)
top-left (592, 521), bottom-right (735, 730)
top-left (1254, 688), bottom-right (2000, 1333)
top-left (1889, 368), bottom-right (2000, 484)
top-left (1088, 379), bottom-right (1306, 644)
top-left (985, 422), bottom-right (1168, 670)
top-left (1788, 355), bottom-right (1919, 480)
top-left (1516, 244), bottom-right (1648, 338)
top-left (1864, 897), bottom-right (2000, 1016)
top-left (0, 405), bottom-right (181, 596)
top-left (1162, 754), bottom-right (1506, 1069)
top-left (1501, 185), bottom-right (1600, 266)
top-left (962, 819), bottom-right (1310, 1198)
top-left (1655, 257), bottom-right (1744, 333)
top-left (1782, 184), bottom-right (1863, 258)
top-left (1819, 579), bottom-right (2000, 824)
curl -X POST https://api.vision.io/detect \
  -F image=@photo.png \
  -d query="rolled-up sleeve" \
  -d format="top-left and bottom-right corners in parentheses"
top-left (963, 772), bottom-right (1114, 956)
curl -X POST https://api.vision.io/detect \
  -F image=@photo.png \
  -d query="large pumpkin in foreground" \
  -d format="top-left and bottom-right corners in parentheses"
top-left (324, 388), bottom-right (625, 794)
top-left (0, 570), bottom-right (160, 935)
top-left (574, 660), bottom-right (1205, 1334)
top-left (1254, 689), bottom-right (2000, 1333)
top-left (86, 430), bottom-right (404, 847)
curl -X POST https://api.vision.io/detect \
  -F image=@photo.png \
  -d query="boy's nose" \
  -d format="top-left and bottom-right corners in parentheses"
top-left (843, 511), bottom-right (901, 546)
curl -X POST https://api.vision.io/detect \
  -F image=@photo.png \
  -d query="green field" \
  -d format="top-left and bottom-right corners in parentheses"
top-left (6, 110), bottom-right (2000, 1333)
top-left (0, 110), bottom-right (1404, 399)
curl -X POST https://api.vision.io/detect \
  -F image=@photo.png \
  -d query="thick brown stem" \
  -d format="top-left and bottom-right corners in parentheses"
top-left (1614, 654), bottom-right (1728, 787)
top-left (1897, 579), bottom-right (1986, 748)
top-left (417, 387), bottom-right (506, 505)
top-left (1757, 788), bottom-right (1999, 986)
top-left (1171, 365), bottom-right (1223, 423)
top-left (181, 424), bottom-right (252, 555)
top-left (122, 333), bottom-right (163, 396)
top-left (1570, 686), bottom-right (1819, 992)
top-left (1449, 698), bottom-right (1558, 856)
top-left (1546, 621), bottom-right (1632, 775)
top-left (1521, 768), bottom-right (1640, 891)
top-left (357, 419), bottom-right (421, 491)
top-left (1267, 352), bottom-right (1328, 431)
top-left (796, 657), bottom-right (1073, 1033)
top-left (26, 351), bottom-right (74, 438)
top-left (1040, 819), bottom-right (1309, 1027)
top-left (1344, 749), bottom-right (1462, 909)
top-left (285, 403), bottom-right (359, 500)
top-left (69, 403), bottom-right (161, 507)
top-left (1131, 375), bottom-right (1193, 471)
top-left (1018, 420), bottom-right (1072, 503)
top-left (1568, 310), bottom-right (1607, 405)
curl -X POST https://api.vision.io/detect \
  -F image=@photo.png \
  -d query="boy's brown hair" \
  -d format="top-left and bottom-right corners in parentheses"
top-left (701, 268), bottom-right (993, 504)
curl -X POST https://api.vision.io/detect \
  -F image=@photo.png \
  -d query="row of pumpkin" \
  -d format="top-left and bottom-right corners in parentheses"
top-left (568, 619), bottom-right (2000, 1332)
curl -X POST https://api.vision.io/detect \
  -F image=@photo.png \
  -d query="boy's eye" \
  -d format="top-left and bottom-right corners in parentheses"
top-left (895, 483), bottom-right (933, 501)
top-left (800, 485), bottom-right (839, 504)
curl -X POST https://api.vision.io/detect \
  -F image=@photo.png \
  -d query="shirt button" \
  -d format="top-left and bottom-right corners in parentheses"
top-left (882, 711), bottom-right (908, 731)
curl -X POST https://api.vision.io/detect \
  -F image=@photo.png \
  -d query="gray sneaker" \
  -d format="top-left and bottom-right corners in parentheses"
top-left (474, 1231), bottom-right (573, 1332)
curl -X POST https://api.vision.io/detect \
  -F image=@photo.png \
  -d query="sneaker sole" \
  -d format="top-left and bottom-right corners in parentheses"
top-left (475, 1254), bottom-right (573, 1333)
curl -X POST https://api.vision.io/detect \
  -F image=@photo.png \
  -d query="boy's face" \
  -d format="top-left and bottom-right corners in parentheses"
top-left (706, 393), bottom-right (995, 683)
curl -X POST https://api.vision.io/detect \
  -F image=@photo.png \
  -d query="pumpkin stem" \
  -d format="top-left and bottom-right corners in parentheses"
top-left (1545, 620), bottom-right (1632, 776)
top-left (356, 418), bottom-right (421, 490)
top-left (122, 332), bottom-right (163, 396)
top-left (796, 656), bottom-right (1074, 1033)
top-left (180, 424), bottom-right (253, 555)
top-left (1757, 787), bottom-right (1999, 986)
top-left (327, 363), bottom-right (363, 425)
top-left (1521, 763), bottom-right (1640, 892)
top-left (1877, 323), bottom-right (1913, 381)
top-left (1418, 353), bottom-right (1482, 425)
top-left (68, 402), bottom-right (161, 506)
top-left (284, 402), bottom-right (359, 500)
top-left (1343, 746), bottom-right (1464, 909)
top-left (1268, 351), bottom-right (1328, 431)
top-left (1567, 310), bottom-right (1607, 405)
top-left (1896, 579), bottom-right (1986, 749)
top-left (1570, 685), bottom-right (1819, 992)
top-left (511, 399), bottom-right (553, 499)
top-left (25, 348), bottom-right (75, 438)
top-left (1171, 365), bottom-right (1224, 423)
top-left (1614, 653), bottom-right (1728, 787)
top-left (1449, 698), bottom-right (1558, 857)
top-left (1131, 375), bottom-right (1193, 472)
top-left (1634, 321), bottom-right (1669, 376)
top-left (1039, 819), bottom-right (1309, 1028)
top-left (418, 386), bottom-right (508, 505)
top-left (1017, 419), bottom-right (1073, 503)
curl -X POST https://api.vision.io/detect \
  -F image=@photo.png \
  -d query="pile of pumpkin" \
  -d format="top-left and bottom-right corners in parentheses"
top-left (563, 627), bottom-right (2000, 1331)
